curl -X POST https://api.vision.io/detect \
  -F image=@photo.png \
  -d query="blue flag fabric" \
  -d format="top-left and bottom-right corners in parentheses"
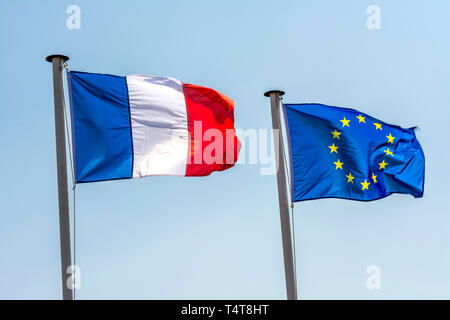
top-left (283, 104), bottom-right (425, 202)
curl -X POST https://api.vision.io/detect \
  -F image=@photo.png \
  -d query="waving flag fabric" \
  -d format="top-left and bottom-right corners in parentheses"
top-left (283, 103), bottom-right (425, 202)
top-left (68, 71), bottom-right (240, 183)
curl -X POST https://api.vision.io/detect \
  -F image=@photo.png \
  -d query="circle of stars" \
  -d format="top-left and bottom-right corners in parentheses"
top-left (329, 114), bottom-right (396, 192)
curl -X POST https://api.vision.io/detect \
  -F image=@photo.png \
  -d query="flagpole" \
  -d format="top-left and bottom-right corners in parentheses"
top-left (46, 54), bottom-right (74, 300)
top-left (264, 90), bottom-right (297, 300)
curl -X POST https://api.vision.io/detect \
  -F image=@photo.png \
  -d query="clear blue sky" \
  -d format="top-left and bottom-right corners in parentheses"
top-left (0, 0), bottom-right (449, 299)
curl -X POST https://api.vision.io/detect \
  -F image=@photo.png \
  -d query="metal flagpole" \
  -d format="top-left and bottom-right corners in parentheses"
top-left (46, 54), bottom-right (74, 300)
top-left (264, 90), bottom-right (297, 300)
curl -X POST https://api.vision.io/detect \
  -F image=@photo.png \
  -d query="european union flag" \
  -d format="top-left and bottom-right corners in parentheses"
top-left (283, 104), bottom-right (425, 202)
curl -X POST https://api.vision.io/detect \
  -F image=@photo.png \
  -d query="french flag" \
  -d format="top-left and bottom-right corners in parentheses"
top-left (68, 71), bottom-right (240, 183)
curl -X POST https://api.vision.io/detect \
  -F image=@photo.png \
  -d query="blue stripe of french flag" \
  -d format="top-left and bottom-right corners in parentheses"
top-left (68, 71), bottom-right (240, 183)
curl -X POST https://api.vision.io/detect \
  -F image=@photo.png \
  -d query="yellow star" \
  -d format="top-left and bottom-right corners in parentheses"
top-left (340, 117), bottom-right (350, 127)
top-left (334, 159), bottom-right (343, 170)
top-left (361, 179), bottom-right (370, 191)
top-left (328, 143), bottom-right (338, 154)
top-left (373, 122), bottom-right (382, 130)
top-left (378, 160), bottom-right (388, 170)
top-left (331, 130), bottom-right (341, 139)
top-left (384, 148), bottom-right (393, 156)
top-left (386, 133), bottom-right (395, 144)
top-left (356, 114), bottom-right (366, 123)
top-left (346, 172), bottom-right (354, 183)
top-left (371, 173), bottom-right (377, 183)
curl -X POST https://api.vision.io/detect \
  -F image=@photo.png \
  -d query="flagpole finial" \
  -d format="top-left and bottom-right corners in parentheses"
top-left (46, 54), bottom-right (70, 63)
top-left (264, 90), bottom-right (285, 97)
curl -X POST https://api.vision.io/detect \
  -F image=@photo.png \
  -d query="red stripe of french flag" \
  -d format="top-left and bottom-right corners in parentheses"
top-left (184, 83), bottom-right (240, 176)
